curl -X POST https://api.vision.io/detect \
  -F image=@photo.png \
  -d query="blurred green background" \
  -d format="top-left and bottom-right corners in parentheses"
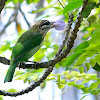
top-left (0, 0), bottom-right (100, 100)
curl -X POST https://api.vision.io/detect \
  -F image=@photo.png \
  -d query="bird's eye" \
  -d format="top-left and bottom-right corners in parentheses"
top-left (42, 21), bottom-right (50, 26)
top-left (41, 20), bottom-right (51, 29)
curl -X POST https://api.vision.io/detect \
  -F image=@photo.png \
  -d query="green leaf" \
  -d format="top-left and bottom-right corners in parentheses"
top-left (82, 2), bottom-right (96, 18)
top-left (93, 63), bottom-right (100, 72)
top-left (87, 15), bottom-right (97, 25)
top-left (89, 30), bottom-right (100, 43)
top-left (0, 42), bottom-right (11, 54)
top-left (32, 74), bottom-right (38, 81)
top-left (95, 54), bottom-right (100, 65)
top-left (65, 41), bottom-right (89, 67)
top-left (74, 84), bottom-right (84, 89)
top-left (88, 74), bottom-right (97, 80)
top-left (13, 0), bottom-right (19, 4)
top-left (56, 75), bottom-right (65, 89)
top-left (91, 23), bottom-right (100, 30)
top-left (63, 71), bottom-right (70, 75)
top-left (97, 79), bottom-right (100, 84)
top-left (67, 81), bottom-right (76, 85)
top-left (0, 96), bottom-right (3, 98)
top-left (96, 3), bottom-right (100, 8)
top-left (65, 52), bottom-right (81, 66)
top-left (26, 0), bottom-right (39, 4)
top-left (80, 95), bottom-right (88, 100)
top-left (75, 50), bottom-right (96, 66)
top-left (33, 49), bottom-right (45, 61)
top-left (19, 0), bottom-right (24, 3)
top-left (63, 0), bottom-right (83, 14)
top-left (85, 62), bottom-right (90, 71)
top-left (81, 87), bottom-right (90, 93)
top-left (90, 83), bottom-right (98, 89)
top-left (40, 80), bottom-right (46, 89)
top-left (47, 0), bottom-right (52, 3)
top-left (0, 95), bottom-right (4, 100)
top-left (90, 88), bottom-right (100, 95)
top-left (71, 71), bottom-right (79, 75)
top-left (14, 71), bottom-right (24, 77)
top-left (85, 42), bottom-right (100, 51)
top-left (79, 67), bottom-right (84, 73)
top-left (7, 89), bottom-right (18, 92)
top-left (75, 41), bottom-right (89, 52)
top-left (47, 74), bottom-right (55, 81)
top-left (57, 83), bottom-right (65, 89)
top-left (15, 72), bottom-right (35, 81)
top-left (33, 0), bottom-right (40, 3)
top-left (90, 58), bottom-right (96, 67)
top-left (5, 0), bottom-right (12, 4)
top-left (57, 75), bottom-right (61, 87)
top-left (82, 79), bottom-right (90, 84)
top-left (58, 79), bottom-right (66, 89)
top-left (0, 97), bottom-right (3, 100)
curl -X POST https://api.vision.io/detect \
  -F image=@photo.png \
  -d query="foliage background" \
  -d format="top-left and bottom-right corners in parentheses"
top-left (0, 0), bottom-right (100, 100)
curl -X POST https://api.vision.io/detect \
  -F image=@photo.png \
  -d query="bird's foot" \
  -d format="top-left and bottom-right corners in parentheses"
top-left (18, 62), bottom-right (25, 69)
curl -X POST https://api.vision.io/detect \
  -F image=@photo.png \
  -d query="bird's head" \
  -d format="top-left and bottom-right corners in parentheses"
top-left (33, 20), bottom-right (54, 36)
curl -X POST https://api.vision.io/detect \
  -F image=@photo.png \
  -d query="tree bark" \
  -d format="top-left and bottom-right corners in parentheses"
top-left (0, 0), bottom-right (7, 14)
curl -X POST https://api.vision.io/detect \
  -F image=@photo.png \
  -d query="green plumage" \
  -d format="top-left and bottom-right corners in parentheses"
top-left (4, 20), bottom-right (52, 83)
top-left (4, 28), bottom-right (43, 83)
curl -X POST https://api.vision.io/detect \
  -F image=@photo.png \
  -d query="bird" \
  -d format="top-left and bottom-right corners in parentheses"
top-left (4, 20), bottom-right (54, 83)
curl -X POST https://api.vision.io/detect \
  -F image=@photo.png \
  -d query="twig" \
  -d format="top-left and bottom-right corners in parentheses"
top-left (0, 3), bottom-right (19, 35)
top-left (58, 0), bottom-right (64, 8)
top-left (62, 0), bottom-right (66, 6)
top-left (0, 0), bottom-right (89, 97)
top-left (19, 5), bottom-right (31, 28)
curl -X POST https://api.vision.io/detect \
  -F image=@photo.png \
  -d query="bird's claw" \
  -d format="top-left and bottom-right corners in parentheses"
top-left (18, 62), bottom-right (25, 69)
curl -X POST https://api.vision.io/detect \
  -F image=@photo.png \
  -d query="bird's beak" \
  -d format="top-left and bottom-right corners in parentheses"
top-left (50, 22), bottom-right (55, 28)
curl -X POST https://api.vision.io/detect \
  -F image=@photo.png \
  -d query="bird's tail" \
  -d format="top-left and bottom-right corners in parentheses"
top-left (4, 62), bottom-right (17, 83)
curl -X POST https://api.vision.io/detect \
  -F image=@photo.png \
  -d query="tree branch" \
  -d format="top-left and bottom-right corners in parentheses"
top-left (58, 0), bottom-right (64, 8)
top-left (0, 0), bottom-right (89, 96)
top-left (0, 66), bottom-right (53, 96)
top-left (0, 0), bottom-right (7, 14)
top-left (55, 14), bottom-right (74, 57)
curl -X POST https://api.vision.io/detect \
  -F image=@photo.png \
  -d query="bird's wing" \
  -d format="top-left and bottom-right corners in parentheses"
top-left (11, 30), bottom-right (42, 61)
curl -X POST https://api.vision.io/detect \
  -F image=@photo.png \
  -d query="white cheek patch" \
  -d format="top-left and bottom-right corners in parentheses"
top-left (42, 25), bottom-right (49, 29)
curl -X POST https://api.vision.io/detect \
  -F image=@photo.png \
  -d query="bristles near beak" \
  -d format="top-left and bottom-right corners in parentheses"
top-left (50, 22), bottom-right (55, 28)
